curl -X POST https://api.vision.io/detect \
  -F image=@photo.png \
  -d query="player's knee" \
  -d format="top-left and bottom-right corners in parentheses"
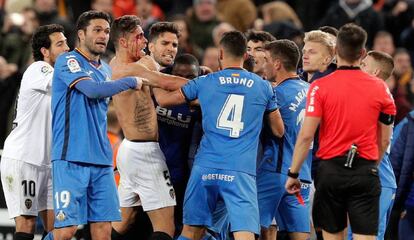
top-left (150, 231), bottom-right (173, 240)
top-left (14, 232), bottom-right (34, 240)
top-left (112, 222), bottom-right (130, 235)
top-left (15, 216), bottom-right (36, 233)
top-left (55, 228), bottom-right (77, 240)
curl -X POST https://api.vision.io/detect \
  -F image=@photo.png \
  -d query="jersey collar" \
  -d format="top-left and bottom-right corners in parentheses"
top-left (75, 48), bottom-right (102, 68)
top-left (337, 66), bottom-right (360, 70)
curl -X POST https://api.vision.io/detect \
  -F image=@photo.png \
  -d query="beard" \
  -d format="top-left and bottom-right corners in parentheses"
top-left (85, 40), bottom-right (106, 56)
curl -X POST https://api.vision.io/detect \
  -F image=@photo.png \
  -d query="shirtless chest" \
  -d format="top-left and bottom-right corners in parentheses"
top-left (113, 86), bottom-right (158, 141)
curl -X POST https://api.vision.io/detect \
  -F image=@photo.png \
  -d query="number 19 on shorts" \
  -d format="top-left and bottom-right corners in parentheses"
top-left (55, 191), bottom-right (70, 209)
top-left (217, 94), bottom-right (245, 138)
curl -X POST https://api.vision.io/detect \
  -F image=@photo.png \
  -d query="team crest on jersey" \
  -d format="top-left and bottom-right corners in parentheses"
top-left (25, 199), bottom-right (32, 209)
top-left (41, 65), bottom-right (52, 76)
top-left (56, 210), bottom-right (66, 221)
top-left (5, 175), bottom-right (13, 191)
top-left (67, 58), bottom-right (81, 73)
top-left (169, 188), bottom-right (175, 200)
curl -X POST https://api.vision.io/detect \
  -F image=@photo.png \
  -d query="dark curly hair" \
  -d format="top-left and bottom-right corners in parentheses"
top-left (148, 22), bottom-right (180, 43)
top-left (31, 24), bottom-right (65, 62)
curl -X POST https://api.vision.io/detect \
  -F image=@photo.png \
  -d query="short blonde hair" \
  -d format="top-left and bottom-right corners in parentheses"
top-left (304, 30), bottom-right (335, 57)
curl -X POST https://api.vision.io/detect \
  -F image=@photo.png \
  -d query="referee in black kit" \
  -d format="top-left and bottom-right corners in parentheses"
top-left (285, 23), bottom-right (396, 240)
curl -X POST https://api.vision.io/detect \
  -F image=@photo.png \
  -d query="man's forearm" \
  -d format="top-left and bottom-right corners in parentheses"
top-left (377, 122), bottom-right (392, 163)
top-left (290, 136), bottom-right (313, 173)
top-left (141, 71), bottom-right (187, 90)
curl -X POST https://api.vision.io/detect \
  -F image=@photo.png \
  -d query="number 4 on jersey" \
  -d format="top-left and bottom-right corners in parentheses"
top-left (217, 94), bottom-right (245, 138)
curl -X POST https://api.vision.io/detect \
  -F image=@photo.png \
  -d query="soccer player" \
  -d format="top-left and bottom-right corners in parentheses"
top-left (258, 39), bottom-right (311, 240)
top-left (0, 24), bottom-right (68, 240)
top-left (109, 15), bottom-right (188, 240)
top-left (286, 23), bottom-right (396, 240)
top-left (302, 30), bottom-right (336, 83)
top-left (158, 30), bottom-right (285, 240)
top-left (44, 11), bottom-right (145, 240)
top-left (346, 50), bottom-right (396, 240)
top-left (245, 30), bottom-right (275, 78)
top-left (155, 53), bottom-right (202, 235)
top-left (148, 22), bottom-right (179, 70)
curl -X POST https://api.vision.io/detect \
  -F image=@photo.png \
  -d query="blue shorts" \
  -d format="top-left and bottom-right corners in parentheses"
top-left (183, 165), bottom-right (259, 234)
top-left (257, 170), bottom-right (311, 232)
top-left (52, 160), bottom-right (121, 228)
top-left (348, 186), bottom-right (396, 239)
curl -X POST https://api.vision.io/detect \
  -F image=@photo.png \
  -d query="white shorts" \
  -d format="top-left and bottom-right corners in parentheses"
top-left (117, 140), bottom-right (176, 211)
top-left (0, 157), bottom-right (52, 219)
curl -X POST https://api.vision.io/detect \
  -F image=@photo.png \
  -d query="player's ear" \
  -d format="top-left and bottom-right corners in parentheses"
top-left (373, 68), bottom-right (381, 78)
top-left (77, 29), bottom-right (85, 42)
top-left (119, 37), bottom-right (127, 48)
top-left (274, 58), bottom-right (281, 70)
top-left (219, 48), bottom-right (224, 60)
top-left (148, 42), bottom-right (155, 54)
top-left (40, 47), bottom-right (49, 60)
top-left (323, 55), bottom-right (331, 66)
top-left (360, 48), bottom-right (367, 60)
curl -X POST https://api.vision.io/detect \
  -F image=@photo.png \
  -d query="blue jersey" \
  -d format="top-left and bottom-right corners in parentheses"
top-left (259, 78), bottom-right (312, 182)
top-left (181, 68), bottom-right (277, 176)
top-left (379, 154), bottom-right (397, 189)
top-left (378, 129), bottom-right (397, 189)
top-left (51, 48), bottom-right (113, 166)
top-left (155, 100), bottom-right (201, 184)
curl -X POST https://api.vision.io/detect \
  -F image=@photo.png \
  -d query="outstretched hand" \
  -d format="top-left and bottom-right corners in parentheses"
top-left (138, 55), bottom-right (160, 72)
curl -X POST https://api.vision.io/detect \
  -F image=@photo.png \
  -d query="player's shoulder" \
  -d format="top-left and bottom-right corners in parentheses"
top-left (193, 73), bottom-right (210, 82)
top-left (57, 50), bottom-right (79, 62)
top-left (56, 51), bottom-right (85, 74)
top-left (25, 61), bottom-right (53, 76)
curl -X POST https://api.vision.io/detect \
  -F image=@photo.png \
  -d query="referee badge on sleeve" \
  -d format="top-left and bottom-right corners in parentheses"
top-left (67, 58), bottom-right (81, 73)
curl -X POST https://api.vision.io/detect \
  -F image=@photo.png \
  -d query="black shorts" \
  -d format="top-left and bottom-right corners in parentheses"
top-left (312, 157), bottom-right (381, 235)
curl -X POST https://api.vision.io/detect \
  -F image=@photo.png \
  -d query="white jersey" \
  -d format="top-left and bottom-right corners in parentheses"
top-left (2, 61), bottom-right (54, 166)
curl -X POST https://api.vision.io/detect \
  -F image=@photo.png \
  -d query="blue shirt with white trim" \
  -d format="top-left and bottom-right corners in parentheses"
top-left (259, 77), bottom-right (312, 182)
top-left (51, 48), bottom-right (113, 166)
top-left (181, 68), bottom-right (278, 176)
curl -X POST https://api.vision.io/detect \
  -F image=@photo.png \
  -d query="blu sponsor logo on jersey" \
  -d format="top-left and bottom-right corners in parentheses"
top-left (156, 106), bottom-right (192, 128)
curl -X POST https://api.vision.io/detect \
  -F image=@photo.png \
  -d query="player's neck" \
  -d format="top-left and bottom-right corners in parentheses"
top-left (116, 50), bottom-right (137, 63)
top-left (220, 58), bottom-right (244, 70)
top-left (77, 46), bottom-right (100, 62)
top-left (307, 66), bottom-right (327, 81)
top-left (275, 71), bottom-right (298, 85)
top-left (336, 56), bottom-right (360, 68)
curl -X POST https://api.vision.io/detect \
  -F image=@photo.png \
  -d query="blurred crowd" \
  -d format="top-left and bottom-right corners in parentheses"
top-left (1, 0), bottom-right (414, 147)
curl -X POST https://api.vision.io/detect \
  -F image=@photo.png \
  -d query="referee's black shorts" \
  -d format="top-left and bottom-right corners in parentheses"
top-left (312, 156), bottom-right (381, 235)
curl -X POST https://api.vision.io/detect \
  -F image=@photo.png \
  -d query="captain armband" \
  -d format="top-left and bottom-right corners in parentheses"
top-left (379, 112), bottom-right (395, 125)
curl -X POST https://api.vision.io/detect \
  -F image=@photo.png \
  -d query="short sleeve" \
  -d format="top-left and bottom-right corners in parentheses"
top-left (380, 82), bottom-right (396, 115)
top-left (305, 81), bottom-right (323, 117)
top-left (266, 83), bottom-right (278, 112)
top-left (54, 54), bottom-right (91, 88)
top-left (29, 62), bottom-right (54, 92)
top-left (181, 76), bottom-right (204, 101)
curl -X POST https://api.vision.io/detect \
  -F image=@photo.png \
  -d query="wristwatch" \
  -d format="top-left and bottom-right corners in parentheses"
top-left (287, 168), bottom-right (299, 179)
